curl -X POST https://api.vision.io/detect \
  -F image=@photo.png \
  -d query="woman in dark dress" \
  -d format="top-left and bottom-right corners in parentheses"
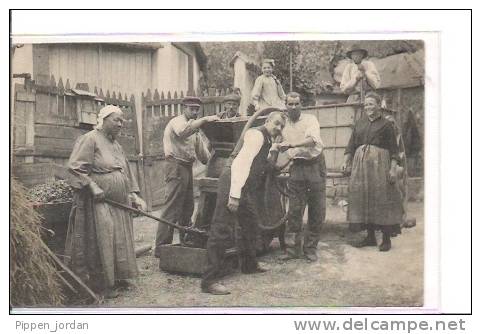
top-left (341, 92), bottom-right (403, 251)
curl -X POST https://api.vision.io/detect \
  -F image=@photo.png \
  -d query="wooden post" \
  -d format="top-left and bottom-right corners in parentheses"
top-left (396, 88), bottom-right (403, 124)
top-left (32, 44), bottom-right (50, 85)
top-left (289, 51), bottom-right (293, 92)
top-left (15, 81), bottom-right (36, 163)
top-left (188, 54), bottom-right (194, 95)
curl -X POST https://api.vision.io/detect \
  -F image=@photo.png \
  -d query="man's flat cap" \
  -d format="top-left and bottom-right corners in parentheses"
top-left (182, 96), bottom-right (202, 106)
top-left (223, 94), bottom-right (241, 103)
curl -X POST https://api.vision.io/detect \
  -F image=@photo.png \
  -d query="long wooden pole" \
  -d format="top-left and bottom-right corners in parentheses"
top-left (40, 240), bottom-right (100, 303)
top-left (104, 199), bottom-right (207, 236)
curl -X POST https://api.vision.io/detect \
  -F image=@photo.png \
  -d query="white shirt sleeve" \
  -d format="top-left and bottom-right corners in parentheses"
top-left (171, 116), bottom-right (196, 139)
top-left (363, 60), bottom-right (381, 89)
top-left (304, 116), bottom-right (324, 148)
top-left (194, 131), bottom-right (211, 165)
top-left (251, 76), bottom-right (264, 107)
top-left (340, 63), bottom-right (357, 94)
top-left (230, 129), bottom-right (264, 199)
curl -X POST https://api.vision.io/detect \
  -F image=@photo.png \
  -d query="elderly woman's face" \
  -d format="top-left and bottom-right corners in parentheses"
top-left (103, 112), bottom-right (124, 138)
top-left (364, 97), bottom-right (380, 118)
top-left (262, 63), bottom-right (273, 76)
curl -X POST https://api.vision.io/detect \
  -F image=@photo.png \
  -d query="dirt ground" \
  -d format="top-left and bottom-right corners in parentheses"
top-left (105, 202), bottom-right (424, 308)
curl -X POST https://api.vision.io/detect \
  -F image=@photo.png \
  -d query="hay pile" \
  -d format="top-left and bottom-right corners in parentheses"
top-left (10, 178), bottom-right (64, 306)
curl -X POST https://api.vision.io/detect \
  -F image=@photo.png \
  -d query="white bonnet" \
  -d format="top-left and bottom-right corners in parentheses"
top-left (95, 105), bottom-right (123, 130)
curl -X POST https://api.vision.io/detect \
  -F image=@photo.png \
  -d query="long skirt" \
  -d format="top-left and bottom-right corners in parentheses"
top-left (65, 170), bottom-right (138, 291)
top-left (347, 144), bottom-right (403, 234)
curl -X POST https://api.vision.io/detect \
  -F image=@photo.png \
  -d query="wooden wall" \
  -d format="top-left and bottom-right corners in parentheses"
top-left (303, 103), bottom-right (362, 171)
top-left (12, 78), bottom-right (142, 194)
top-left (46, 44), bottom-right (154, 99)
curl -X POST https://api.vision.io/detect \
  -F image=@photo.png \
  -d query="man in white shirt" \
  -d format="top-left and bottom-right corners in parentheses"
top-left (154, 97), bottom-right (218, 257)
top-left (278, 92), bottom-right (326, 262)
top-left (201, 111), bottom-right (286, 295)
top-left (340, 45), bottom-right (381, 103)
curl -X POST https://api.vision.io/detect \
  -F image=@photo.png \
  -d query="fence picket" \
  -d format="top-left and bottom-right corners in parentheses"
top-left (153, 89), bottom-right (160, 102)
top-left (58, 77), bottom-right (65, 96)
top-left (65, 79), bottom-right (71, 90)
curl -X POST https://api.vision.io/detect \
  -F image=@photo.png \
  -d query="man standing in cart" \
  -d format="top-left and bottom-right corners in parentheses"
top-left (201, 111), bottom-right (286, 295)
top-left (217, 94), bottom-right (241, 119)
top-left (340, 44), bottom-right (381, 103)
top-left (154, 97), bottom-right (218, 258)
top-left (278, 92), bottom-right (327, 262)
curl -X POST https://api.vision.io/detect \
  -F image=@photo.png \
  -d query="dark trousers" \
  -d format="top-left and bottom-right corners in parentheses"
top-left (286, 155), bottom-right (326, 255)
top-left (154, 159), bottom-right (194, 256)
top-left (201, 168), bottom-right (260, 288)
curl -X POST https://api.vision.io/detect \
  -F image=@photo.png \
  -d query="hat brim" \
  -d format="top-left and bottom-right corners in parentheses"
top-left (183, 103), bottom-right (201, 107)
top-left (347, 49), bottom-right (368, 58)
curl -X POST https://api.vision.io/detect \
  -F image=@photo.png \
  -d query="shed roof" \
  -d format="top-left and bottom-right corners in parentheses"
top-left (229, 51), bottom-right (259, 67)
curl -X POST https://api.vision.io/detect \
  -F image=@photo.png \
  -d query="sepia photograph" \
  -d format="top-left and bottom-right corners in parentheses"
top-left (10, 33), bottom-right (427, 309)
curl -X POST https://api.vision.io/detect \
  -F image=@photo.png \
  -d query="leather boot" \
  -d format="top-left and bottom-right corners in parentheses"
top-left (280, 232), bottom-right (302, 260)
top-left (379, 232), bottom-right (392, 252)
top-left (353, 229), bottom-right (377, 248)
top-left (202, 282), bottom-right (231, 295)
top-left (304, 249), bottom-right (318, 262)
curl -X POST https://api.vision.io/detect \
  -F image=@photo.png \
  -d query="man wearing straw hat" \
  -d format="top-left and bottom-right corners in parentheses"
top-left (154, 97), bottom-right (218, 257)
top-left (340, 44), bottom-right (381, 103)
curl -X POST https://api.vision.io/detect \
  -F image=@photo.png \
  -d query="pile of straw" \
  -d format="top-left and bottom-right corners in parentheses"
top-left (10, 178), bottom-right (64, 306)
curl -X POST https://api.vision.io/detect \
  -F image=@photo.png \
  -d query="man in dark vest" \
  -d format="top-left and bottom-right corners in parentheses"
top-left (201, 111), bottom-right (286, 295)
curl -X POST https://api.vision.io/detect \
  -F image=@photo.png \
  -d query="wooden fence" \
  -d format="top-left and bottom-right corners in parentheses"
top-left (12, 76), bottom-right (141, 189)
top-left (302, 103), bottom-right (363, 172)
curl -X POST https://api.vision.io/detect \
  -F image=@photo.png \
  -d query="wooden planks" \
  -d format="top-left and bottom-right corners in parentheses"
top-left (13, 78), bottom-right (142, 193)
top-left (47, 43), bottom-right (154, 106)
top-left (304, 103), bottom-right (360, 171)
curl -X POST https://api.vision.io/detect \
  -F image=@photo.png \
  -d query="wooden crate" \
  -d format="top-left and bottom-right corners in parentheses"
top-left (158, 244), bottom-right (238, 275)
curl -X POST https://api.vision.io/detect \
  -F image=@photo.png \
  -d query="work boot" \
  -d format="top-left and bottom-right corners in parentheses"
top-left (115, 280), bottom-right (136, 291)
top-left (379, 233), bottom-right (391, 252)
top-left (102, 289), bottom-right (120, 299)
top-left (401, 218), bottom-right (417, 229)
top-left (280, 246), bottom-right (303, 261)
top-left (282, 232), bottom-right (302, 260)
top-left (202, 283), bottom-right (231, 295)
top-left (304, 250), bottom-right (318, 262)
top-left (243, 262), bottom-right (269, 274)
top-left (353, 230), bottom-right (377, 248)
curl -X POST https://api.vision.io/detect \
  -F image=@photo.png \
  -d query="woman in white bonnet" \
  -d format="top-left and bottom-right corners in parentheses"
top-left (251, 58), bottom-right (286, 111)
top-left (65, 105), bottom-right (146, 299)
